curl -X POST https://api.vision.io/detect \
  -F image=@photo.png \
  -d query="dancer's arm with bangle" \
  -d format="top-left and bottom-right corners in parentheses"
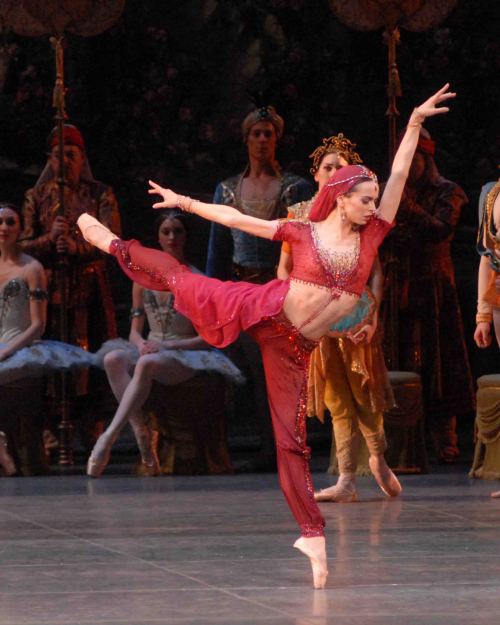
top-left (148, 183), bottom-right (278, 240)
top-left (474, 254), bottom-right (494, 348)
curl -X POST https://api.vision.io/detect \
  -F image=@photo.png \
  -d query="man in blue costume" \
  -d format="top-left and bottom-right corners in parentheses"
top-left (206, 105), bottom-right (312, 470)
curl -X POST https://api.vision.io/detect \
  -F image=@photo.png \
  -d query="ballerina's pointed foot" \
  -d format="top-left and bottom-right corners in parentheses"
top-left (491, 491), bottom-right (500, 498)
top-left (0, 431), bottom-right (17, 476)
top-left (86, 435), bottom-right (113, 478)
top-left (77, 213), bottom-right (117, 253)
top-left (369, 455), bottom-right (402, 497)
top-left (293, 536), bottom-right (328, 589)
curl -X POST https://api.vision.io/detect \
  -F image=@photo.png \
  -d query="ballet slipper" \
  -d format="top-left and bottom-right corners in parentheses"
top-left (86, 434), bottom-right (114, 478)
top-left (490, 491), bottom-right (500, 498)
top-left (314, 480), bottom-right (358, 503)
top-left (369, 455), bottom-right (402, 497)
top-left (293, 536), bottom-right (328, 590)
top-left (0, 431), bottom-right (17, 476)
top-left (77, 213), bottom-right (117, 253)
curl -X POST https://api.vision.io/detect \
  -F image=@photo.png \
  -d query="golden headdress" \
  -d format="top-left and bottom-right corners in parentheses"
top-left (309, 133), bottom-right (362, 175)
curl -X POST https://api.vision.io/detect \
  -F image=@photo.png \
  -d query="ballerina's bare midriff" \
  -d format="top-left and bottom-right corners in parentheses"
top-left (282, 279), bottom-right (359, 341)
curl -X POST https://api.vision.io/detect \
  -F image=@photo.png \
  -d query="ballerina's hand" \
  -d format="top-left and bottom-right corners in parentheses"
top-left (148, 180), bottom-right (178, 209)
top-left (413, 83), bottom-right (456, 121)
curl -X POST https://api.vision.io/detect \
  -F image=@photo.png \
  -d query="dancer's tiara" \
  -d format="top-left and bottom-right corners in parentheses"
top-left (326, 167), bottom-right (378, 188)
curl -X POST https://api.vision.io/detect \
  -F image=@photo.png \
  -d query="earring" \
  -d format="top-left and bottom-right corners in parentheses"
top-left (340, 206), bottom-right (346, 222)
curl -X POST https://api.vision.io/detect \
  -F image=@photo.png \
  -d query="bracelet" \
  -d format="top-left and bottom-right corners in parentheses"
top-left (476, 312), bottom-right (493, 324)
top-left (408, 107), bottom-right (425, 128)
top-left (176, 194), bottom-right (195, 213)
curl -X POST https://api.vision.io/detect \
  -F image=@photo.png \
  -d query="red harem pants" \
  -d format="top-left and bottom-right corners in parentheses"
top-left (247, 316), bottom-right (325, 537)
top-left (110, 238), bottom-right (325, 536)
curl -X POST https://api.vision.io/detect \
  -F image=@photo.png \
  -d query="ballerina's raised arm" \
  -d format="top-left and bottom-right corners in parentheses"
top-left (378, 83), bottom-right (455, 223)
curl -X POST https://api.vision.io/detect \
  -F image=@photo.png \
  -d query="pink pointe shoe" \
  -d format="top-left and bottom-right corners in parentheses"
top-left (77, 213), bottom-right (117, 253)
top-left (369, 455), bottom-right (402, 497)
top-left (293, 536), bottom-right (328, 589)
top-left (490, 491), bottom-right (500, 498)
top-left (86, 436), bottom-right (113, 478)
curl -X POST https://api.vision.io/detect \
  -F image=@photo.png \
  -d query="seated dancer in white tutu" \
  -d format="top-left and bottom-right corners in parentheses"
top-left (0, 203), bottom-right (95, 477)
top-left (89, 210), bottom-right (243, 477)
top-left (77, 86), bottom-right (454, 589)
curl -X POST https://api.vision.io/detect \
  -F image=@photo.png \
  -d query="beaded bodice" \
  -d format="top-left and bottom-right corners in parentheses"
top-left (0, 278), bottom-right (47, 344)
top-left (273, 216), bottom-right (392, 298)
top-left (143, 289), bottom-right (196, 342)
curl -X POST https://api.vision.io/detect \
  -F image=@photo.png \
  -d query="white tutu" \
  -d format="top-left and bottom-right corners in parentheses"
top-left (0, 340), bottom-right (96, 385)
top-left (95, 338), bottom-right (244, 384)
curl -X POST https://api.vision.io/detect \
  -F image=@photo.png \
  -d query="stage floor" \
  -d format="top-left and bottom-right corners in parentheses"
top-left (0, 469), bottom-right (499, 625)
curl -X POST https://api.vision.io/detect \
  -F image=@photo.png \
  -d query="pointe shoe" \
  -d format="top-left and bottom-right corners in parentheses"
top-left (294, 536), bottom-right (328, 589)
top-left (135, 427), bottom-right (160, 477)
top-left (491, 491), bottom-right (500, 498)
top-left (314, 481), bottom-right (358, 503)
top-left (86, 439), bottom-right (113, 478)
top-left (369, 455), bottom-right (402, 497)
top-left (0, 431), bottom-right (17, 476)
top-left (77, 213), bottom-right (117, 253)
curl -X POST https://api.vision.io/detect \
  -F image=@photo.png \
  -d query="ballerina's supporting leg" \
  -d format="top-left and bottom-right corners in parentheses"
top-left (88, 353), bottom-right (195, 477)
top-left (248, 318), bottom-right (328, 589)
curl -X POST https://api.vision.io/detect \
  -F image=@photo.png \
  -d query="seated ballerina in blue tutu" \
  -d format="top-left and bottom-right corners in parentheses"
top-left (92, 210), bottom-right (244, 477)
top-left (0, 203), bottom-right (95, 476)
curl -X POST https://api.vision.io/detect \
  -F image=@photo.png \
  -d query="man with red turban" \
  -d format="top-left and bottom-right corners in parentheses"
top-left (382, 127), bottom-right (474, 463)
top-left (20, 124), bottom-right (122, 453)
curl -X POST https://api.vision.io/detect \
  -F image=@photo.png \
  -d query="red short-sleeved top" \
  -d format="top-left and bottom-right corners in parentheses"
top-left (273, 216), bottom-right (393, 298)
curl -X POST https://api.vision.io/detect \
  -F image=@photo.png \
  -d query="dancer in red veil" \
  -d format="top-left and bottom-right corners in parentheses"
top-left (78, 86), bottom-right (454, 589)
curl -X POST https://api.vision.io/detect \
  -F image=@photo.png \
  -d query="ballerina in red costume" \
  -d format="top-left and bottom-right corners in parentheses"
top-left (78, 85), bottom-right (454, 589)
